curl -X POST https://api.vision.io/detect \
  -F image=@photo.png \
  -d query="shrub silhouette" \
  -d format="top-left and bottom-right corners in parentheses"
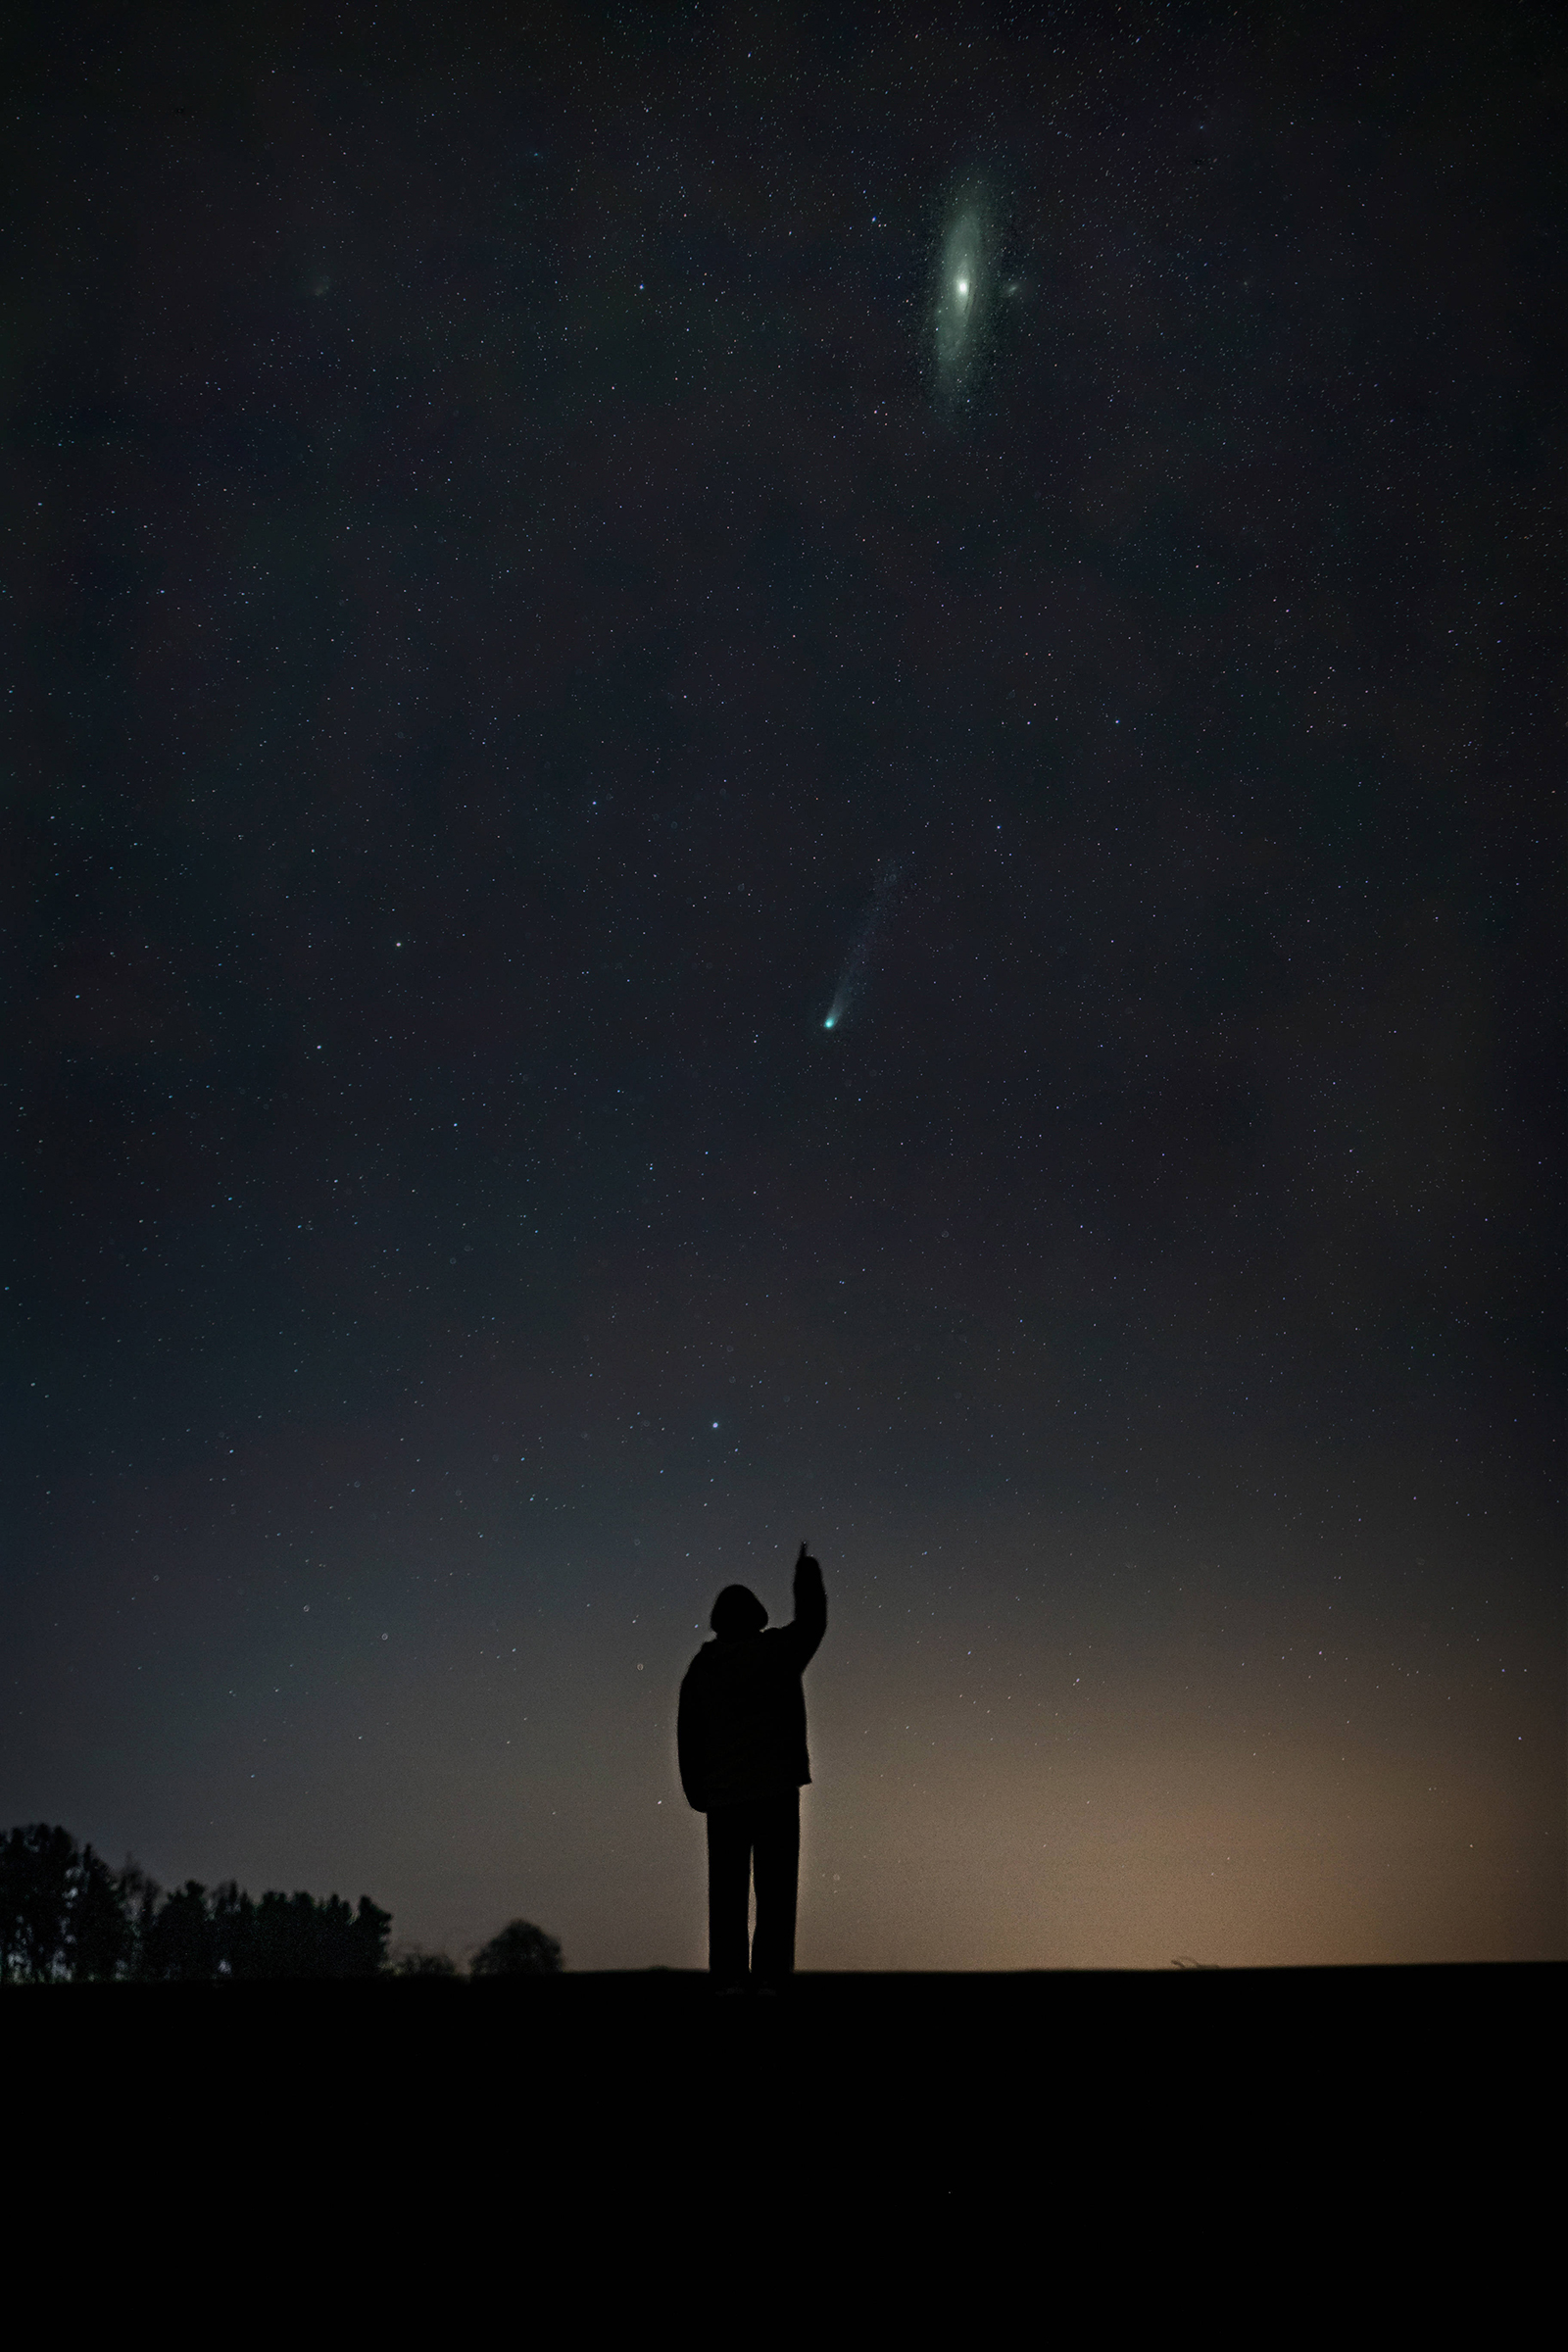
top-left (470, 1920), bottom-right (563, 1976)
top-left (392, 1948), bottom-right (459, 1977)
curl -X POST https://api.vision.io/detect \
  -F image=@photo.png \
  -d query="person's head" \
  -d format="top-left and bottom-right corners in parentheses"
top-left (710, 1583), bottom-right (768, 1639)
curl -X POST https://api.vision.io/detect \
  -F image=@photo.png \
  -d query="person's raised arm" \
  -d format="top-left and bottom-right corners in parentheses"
top-left (789, 1542), bottom-right (826, 1666)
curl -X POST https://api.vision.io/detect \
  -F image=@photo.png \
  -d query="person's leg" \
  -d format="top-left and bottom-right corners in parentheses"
top-left (749, 1788), bottom-right (800, 1983)
top-left (706, 1804), bottom-right (753, 1984)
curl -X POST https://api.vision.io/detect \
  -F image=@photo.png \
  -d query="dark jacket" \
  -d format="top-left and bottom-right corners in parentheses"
top-left (677, 1555), bottom-right (827, 1812)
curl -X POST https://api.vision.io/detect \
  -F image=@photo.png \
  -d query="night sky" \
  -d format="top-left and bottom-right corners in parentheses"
top-left (9, 3), bottom-right (1562, 1971)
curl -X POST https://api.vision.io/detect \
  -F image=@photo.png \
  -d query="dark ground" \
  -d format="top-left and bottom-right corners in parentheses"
top-left (10, 1964), bottom-right (1555, 2287)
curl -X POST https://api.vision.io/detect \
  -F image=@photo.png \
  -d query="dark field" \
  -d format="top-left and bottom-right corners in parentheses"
top-left (11, 1964), bottom-right (1553, 2248)
top-left (8, 1967), bottom-right (1552, 2328)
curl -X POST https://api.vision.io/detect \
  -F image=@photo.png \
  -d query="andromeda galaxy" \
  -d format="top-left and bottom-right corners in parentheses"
top-left (933, 192), bottom-right (991, 408)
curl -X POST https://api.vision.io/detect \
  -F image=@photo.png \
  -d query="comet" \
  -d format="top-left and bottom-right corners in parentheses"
top-left (822, 865), bottom-right (903, 1032)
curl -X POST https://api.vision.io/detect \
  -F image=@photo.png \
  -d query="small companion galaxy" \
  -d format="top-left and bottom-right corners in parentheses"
top-left (6, 3), bottom-right (1561, 1972)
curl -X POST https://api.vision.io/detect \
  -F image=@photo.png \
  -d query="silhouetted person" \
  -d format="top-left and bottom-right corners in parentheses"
top-left (677, 1544), bottom-right (827, 1990)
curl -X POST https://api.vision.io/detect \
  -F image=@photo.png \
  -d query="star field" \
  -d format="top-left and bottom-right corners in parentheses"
top-left (6, 2), bottom-right (1561, 1969)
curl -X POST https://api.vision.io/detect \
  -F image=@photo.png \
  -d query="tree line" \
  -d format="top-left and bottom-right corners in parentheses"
top-left (0, 1823), bottom-right (562, 1982)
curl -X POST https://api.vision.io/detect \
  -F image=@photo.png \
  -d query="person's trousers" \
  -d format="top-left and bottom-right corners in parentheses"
top-left (706, 1788), bottom-right (800, 1984)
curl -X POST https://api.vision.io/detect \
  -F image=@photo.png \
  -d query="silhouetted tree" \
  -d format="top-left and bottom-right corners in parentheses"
top-left (141, 1881), bottom-right (220, 1981)
top-left (134, 1884), bottom-right (392, 1979)
top-left (73, 1847), bottom-right (134, 1981)
top-left (119, 1861), bottom-right (163, 1970)
top-left (470, 1920), bottom-right (563, 1976)
top-left (392, 1948), bottom-right (459, 1977)
top-left (2, 1824), bottom-right (395, 1982)
top-left (208, 1880), bottom-right (255, 1978)
top-left (0, 1824), bottom-right (132, 1982)
top-left (244, 1888), bottom-right (392, 1979)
